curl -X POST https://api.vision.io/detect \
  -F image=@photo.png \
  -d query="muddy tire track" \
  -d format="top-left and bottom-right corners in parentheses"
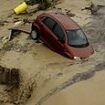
top-left (35, 61), bottom-right (105, 105)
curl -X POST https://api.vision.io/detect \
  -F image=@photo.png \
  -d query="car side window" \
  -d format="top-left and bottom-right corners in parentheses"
top-left (43, 17), bottom-right (56, 30)
top-left (53, 24), bottom-right (65, 41)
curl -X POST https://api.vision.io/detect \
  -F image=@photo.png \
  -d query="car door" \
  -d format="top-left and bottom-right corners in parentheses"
top-left (38, 17), bottom-right (56, 48)
top-left (51, 23), bottom-right (65, 53)
top-left (39, 16), bottom-right (65, 53)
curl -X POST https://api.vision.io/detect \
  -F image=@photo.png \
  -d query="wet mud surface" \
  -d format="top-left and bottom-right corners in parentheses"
top-left (35, 61), bottom-right (105, 105)
top-left (0, 0), bottom-right (105, 105)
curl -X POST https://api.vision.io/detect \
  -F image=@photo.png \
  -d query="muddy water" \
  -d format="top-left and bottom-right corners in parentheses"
top-left (26, 0), bottom-right (105, 105)
top-left (0, 0), bottom-right (22, 18)
top-left (42, 70), bottom-right (105, 105)
top-left (1, 0), bottom-right (105, 105)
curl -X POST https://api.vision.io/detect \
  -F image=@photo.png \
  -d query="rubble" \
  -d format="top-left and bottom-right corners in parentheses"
top-left (81, 2), bottom-right (105, 15)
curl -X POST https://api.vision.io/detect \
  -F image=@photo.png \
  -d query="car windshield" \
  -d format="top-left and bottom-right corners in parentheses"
top-left (66, 29), bottom-right (89, 47)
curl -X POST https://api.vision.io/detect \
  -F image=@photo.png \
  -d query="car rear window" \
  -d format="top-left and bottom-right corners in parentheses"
top-left (43, 17), bottom-right (56, 30)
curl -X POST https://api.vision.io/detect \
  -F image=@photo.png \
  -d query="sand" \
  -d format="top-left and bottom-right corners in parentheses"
top-left (0, 0), bottom-right (105, 105)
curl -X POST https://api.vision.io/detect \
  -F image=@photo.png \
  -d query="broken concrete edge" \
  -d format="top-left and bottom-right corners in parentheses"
top-left (0, 65), bottom-right (20, 87)
top-left (8, 28), bottom-right (30, 41)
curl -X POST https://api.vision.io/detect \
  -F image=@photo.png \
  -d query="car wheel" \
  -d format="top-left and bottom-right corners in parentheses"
top-left (31, 29), bottom-right (38, 40)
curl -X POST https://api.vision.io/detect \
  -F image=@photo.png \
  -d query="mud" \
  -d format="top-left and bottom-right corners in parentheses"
top-left (42, 70), bottom-right (105, 105)
top-left (34, 61), bottom-right (105, 105)
top-left (0, 0), bottom-right (105, 105)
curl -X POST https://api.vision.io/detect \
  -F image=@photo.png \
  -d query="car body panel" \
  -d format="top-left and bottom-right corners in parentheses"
top-left (66, 45), bottom-right (94, 58)
top-left (47, 13), bottom-right (80, 30)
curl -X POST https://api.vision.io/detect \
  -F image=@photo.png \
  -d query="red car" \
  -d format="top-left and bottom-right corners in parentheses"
top-left (30, 12), bottom-right (94, 59)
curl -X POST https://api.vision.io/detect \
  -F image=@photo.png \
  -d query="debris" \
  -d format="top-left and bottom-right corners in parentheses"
top-left (25, 0), bottom-right (37, 5)
top-left (8, 19), bottom-right (31, 41)
top-left (54, 8), bottom-right (75, 17)
top-left (0, 22), bottom-right (4, 26)
top-left (13, 21), bottom-right (24, 27)
top-left (8, 29), bottom-right (21, 41)
top-left (65, 10), bottom-right (75, 17)
top-left (2, 36), bottom-right (9, 44)
top-left (14, 2), bottom-right (28, 15)
top-left (0, 20), bottom-right (9, 26)
top-left (82, 2), bottom-right (105, 15)
top-left (27, 4), bottom-right (39, 14)
top-left (23, 18), bottom-right (32, 23)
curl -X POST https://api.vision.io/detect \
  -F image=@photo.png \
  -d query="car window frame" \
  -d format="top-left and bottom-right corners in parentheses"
top-left (66, 29), bottom-right (89, 48)
top-left (41, 16), bottom-right (65, 43)
top-left (42, 17), bottom-right (56, 31)
top-left (52, 23), bottom-right (65, 42)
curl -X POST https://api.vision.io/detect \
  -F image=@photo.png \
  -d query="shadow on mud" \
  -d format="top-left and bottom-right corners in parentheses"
top-left (0, 66), bottom-right (20, 86)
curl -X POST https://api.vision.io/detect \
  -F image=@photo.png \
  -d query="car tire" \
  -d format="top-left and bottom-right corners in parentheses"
top-left (30, 29), bottom-right (38, 40)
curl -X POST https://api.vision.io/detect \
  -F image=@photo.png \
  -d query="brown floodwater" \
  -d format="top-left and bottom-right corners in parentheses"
top-left (42, 70), bottom-right (105, 105)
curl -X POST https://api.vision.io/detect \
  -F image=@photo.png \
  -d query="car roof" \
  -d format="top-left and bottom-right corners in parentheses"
top-left (41, 12), bottom-right (80, 30)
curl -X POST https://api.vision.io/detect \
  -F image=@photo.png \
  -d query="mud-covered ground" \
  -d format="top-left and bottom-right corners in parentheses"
top-left (0, 0), bottom-right (105, 105)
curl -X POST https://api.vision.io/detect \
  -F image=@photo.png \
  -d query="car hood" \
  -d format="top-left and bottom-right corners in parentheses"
top-left (68, 45), bottom-right (94, 58)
